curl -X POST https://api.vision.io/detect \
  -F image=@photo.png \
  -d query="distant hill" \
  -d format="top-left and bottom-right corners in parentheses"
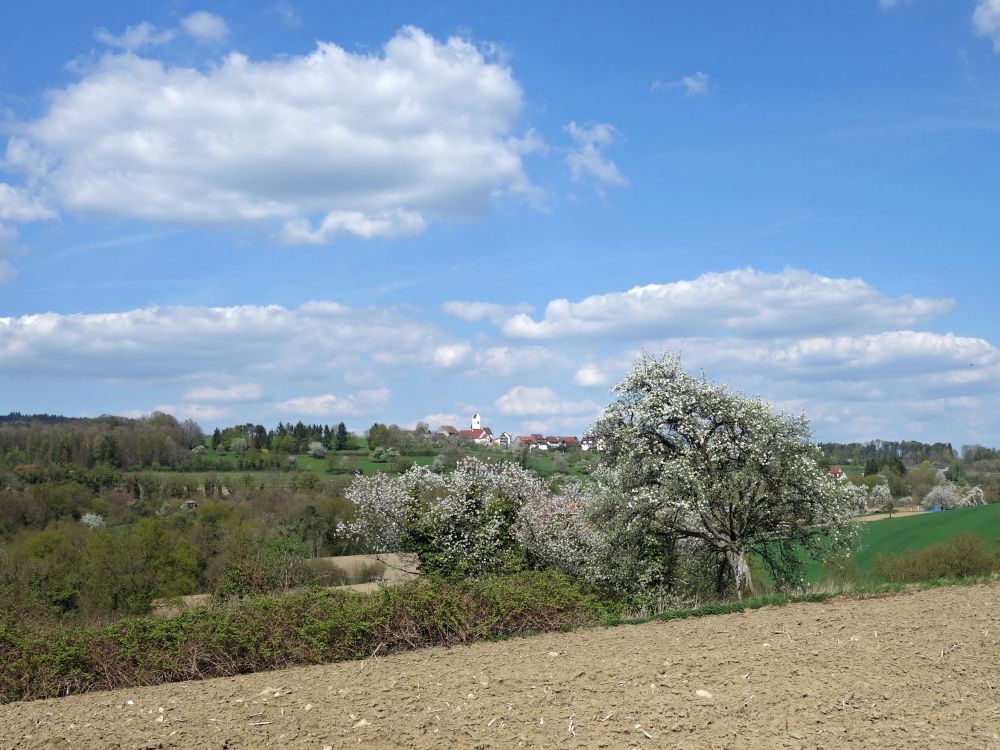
top-left (0, 412), bottom-right (80, 425)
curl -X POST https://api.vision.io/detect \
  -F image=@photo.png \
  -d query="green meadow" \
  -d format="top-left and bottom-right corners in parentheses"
top-left (805, 503), bottom-right (1000, 583)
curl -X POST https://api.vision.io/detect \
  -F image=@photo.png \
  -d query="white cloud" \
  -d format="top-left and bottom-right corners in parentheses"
top-left (150, 402), bottom-right (233, 422)
top-left (276, 387), bottom-right (391, 417)
top-left (564, 122), bottom-right (628, 192)
top-left (521, 416), bottom-right (594, 435)
top-left (181, 12), bottom-right (229, 44)
top-left (0, 301), bottom-right (466, 378)
top-left (0, 183), bottom-right (55, 222)
top-left (974, 0), bottom-right (1000, 50)
top-left (182, 383), bottom-right (264, 402)
top-left (651, 71), bottom-right (711, 97)
top-left (469, 346), bottom-right (568, 377)
top-left (658, 331), bottom-right (999, 386)
top-left (442, 300), bottom-right (533, 323)
top-left (495, 385), bottom-right (599, 416)
top-left (573, 362), bottom-right (615, 387)
top-left (94, 22), bottom-right (174, 51)
top-left (878, 0), bottom-right (913, 10)
top-left (7, 27), bottom-right (536, 243)
top-left (431, 342), bottom-right (473, 368)
top-left (280, 210), bottom-right (426, 244)
top-left (417, 412), bottom-right (469, 429)
top-left (501, 268), bottom-right (953, 340)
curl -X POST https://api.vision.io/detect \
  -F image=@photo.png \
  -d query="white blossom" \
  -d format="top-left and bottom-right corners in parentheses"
top-left (80, 512), bottom-right (106, 528)
top-left (590, 352), bottom-right (858, 598)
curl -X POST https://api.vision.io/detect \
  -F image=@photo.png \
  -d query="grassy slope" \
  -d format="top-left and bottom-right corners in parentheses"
top-left (804, 503), bottom-right (1000, 582)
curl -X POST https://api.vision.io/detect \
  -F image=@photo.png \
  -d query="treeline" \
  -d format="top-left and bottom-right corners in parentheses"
top-left (818, 439), bottom-right (957, 467)
top-left (210, 420), bottom-right (436, 455)
top-left (211, 421), bottom-right (352, 453)
top-left (0, 412), bottom-right (203, 471)
top-left (0, 413), bottom-right (79, 425)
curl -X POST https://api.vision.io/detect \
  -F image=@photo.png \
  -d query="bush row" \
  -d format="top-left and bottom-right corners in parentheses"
top-left (874, 533), bottom-right (1000, 583)
top-left (0, 571), bottom-right (620, 704)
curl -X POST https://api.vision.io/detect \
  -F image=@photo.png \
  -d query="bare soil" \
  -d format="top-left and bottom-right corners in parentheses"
top-left (4, 583), bottom-right (1000, 749)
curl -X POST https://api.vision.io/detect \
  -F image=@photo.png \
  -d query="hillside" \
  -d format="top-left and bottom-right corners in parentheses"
top-left (2, 582), bottom-right (998, 749)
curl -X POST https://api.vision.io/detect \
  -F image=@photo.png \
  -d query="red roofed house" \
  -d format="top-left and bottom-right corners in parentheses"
top-left (828, 466), bottom-right (846, 481)
top-left (437, 425), bottom-right (458, 438)
top-left (515, 434), bottom-right (547, 450)
top-left (457, 427), bottom-right (493, 445)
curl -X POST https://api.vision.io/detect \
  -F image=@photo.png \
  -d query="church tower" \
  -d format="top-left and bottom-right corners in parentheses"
top-left (471, 413), bottom-right (481, 430)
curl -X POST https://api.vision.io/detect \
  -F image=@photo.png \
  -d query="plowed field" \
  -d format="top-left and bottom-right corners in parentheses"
top-left (3, 583), bottom-right (999, 749)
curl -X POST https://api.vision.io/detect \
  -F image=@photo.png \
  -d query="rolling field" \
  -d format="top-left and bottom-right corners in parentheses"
top-left (805, 503), bottom-right (1000, 583)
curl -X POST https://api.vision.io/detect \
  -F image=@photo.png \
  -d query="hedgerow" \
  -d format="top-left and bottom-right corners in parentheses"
top-left (0, 571), bottom-right (620, 703)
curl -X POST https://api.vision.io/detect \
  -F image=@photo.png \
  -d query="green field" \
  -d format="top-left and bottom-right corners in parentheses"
top-left (805, 503), bottom-right (1000, 582)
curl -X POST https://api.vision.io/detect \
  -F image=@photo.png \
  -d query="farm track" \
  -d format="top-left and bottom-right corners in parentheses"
top-left (3, 583), bottom-right (1000, 749)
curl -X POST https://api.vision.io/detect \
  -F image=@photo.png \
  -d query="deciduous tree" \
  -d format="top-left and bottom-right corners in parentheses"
top-left (591, 353), bottom-right (858, 598)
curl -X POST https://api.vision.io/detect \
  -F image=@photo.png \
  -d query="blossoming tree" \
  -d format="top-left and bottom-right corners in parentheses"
top-left (345, 458), bottom-right (550, 577)
top-left (592, 353), bottom-right (858, 598)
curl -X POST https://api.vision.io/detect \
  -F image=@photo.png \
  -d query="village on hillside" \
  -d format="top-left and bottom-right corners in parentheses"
top-left (433, 413), bottom-right (598, 451)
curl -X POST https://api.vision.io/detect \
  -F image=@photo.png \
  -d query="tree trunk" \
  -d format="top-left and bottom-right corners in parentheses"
top-left (726, 548), bottom-right (754, 599)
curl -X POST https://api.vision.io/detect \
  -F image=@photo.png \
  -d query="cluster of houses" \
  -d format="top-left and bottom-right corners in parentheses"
top-left (436, 414), bottom-right (598, 451)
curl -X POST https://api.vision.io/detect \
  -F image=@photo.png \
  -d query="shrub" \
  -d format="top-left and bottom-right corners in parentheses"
top-left (0, 571), bottom-right (619, 703)
top-left (213, 535), bottom-right (315, 600)
top-left (874, 533), bottom-right (1000, 583)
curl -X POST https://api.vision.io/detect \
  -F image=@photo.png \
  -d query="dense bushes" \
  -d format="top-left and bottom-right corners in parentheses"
top-left (0, 571), bottom-right (619, 703)
top-left (874, 533), bottom-right (1000, 582)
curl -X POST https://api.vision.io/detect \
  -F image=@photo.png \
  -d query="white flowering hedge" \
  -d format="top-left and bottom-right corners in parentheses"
top-left (922, 483), bottom-right (985, 510)
top-left (346, 459), bottom-right (554, 577)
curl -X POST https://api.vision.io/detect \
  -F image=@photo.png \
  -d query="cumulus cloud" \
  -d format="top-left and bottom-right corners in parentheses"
top-left (0, 183), bottom-right (55, 222)
top-left (148, 402), bottom-right (233, 422)
top-left (431, 342), bottom-right (473, 368)
top-left (495, 385), bottom-right (599, 416)
top-left (651, 71), bottom-right (711, 96)
top-left (280, 210), bottom-right (426, 244)
top-left (469, 346), bottom-right (568, 377)
top-left (0, 301), bottom-right (467, 378)
top-left (564, 122), bottom-right (628, 192)
top-left (573, 362), bottom-right (615, 387)
top-left (180, 12), bottom-right (229, 44)
top-left (501, 268), bottom-right (953, 340)
top-left (442, 300), bottom-right (533, 323)
top-left (94, 22), bottom-right (174, 51)
top-left (521, 416), bottom-right (595, 435)
top-left (276, 387), bottom-right (391, 417)
top-left (182, 383), bottom-right (264, 402)
top-left (974, 0), bottom-right (1000, 50)
top-left (657, 331), bottom-right (999, 386)
top-left (5, 26), bottom-right (536, 243)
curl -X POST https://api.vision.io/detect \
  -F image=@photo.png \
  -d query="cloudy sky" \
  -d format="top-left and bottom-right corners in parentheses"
top-left (2, 1), bottom-right (1000, 445)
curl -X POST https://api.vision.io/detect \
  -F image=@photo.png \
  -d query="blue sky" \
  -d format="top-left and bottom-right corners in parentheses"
top-left (2, 0), bottom-right (1000, 445)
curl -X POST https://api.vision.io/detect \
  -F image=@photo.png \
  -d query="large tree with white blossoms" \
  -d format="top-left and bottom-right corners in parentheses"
top-left (592, 353), bottom-right (858, 598)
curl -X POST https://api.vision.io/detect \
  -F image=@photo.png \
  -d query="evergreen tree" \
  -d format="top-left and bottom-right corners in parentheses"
top-left (335, 422), bottom-right (349, 451)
